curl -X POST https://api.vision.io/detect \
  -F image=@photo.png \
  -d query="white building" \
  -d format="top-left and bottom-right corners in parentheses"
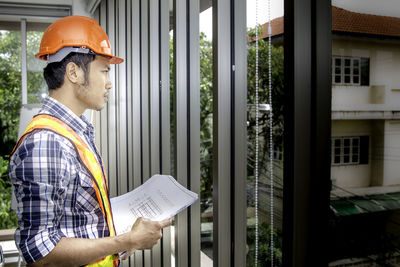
top-left (265, 6), bottom-right (400, 194)
top-left (331, 6), bottom-right (400, 191)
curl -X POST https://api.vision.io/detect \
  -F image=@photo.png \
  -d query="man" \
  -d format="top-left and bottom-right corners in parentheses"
top-left (9, 16), bottom-right (171, 267)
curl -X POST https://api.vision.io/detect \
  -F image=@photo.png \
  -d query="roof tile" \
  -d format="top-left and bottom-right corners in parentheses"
top-left (258, 6), bottom-right (400, 39)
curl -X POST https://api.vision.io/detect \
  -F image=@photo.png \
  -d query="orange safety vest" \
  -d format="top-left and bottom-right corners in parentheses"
top-left (11, 114), bottom-right (119, 267)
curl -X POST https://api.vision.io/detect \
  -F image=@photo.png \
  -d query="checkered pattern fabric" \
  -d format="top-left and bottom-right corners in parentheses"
top-left (9, 97), bottom-right (109, 264)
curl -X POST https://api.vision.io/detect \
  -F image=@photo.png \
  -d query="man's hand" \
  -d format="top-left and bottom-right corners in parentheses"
top-left (120, 217), bottom-right (172, 260)
top-left (27, 218), bottom-right (172, 266)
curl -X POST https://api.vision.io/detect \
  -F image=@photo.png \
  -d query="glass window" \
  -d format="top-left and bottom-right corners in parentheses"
top-left (332, 56), bottom-right (367, 86)
top-left (331, 137), bottom-right (361, 165)
top-left (0, 20), bottom-right (50, 231)
top-left (27, 22), bottom-right (49, 103)
top-left (0, 27), bottom-right (21, 230)
top-left (246, 0), bottom-right (284, 265)
top-left (330, 2), bottom-right (400, 265)
top-left (199, 5), bottom-right (214, 264)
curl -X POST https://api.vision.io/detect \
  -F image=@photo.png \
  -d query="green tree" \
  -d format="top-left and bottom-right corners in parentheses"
top-left (199, 32), bottom-right (213, 204)
top-left (0, 30), bottom-right (45, 229)
top-left (0, 30), bottom-right (22, 155)
top-left (247, 34), bottom-right (284, 181)
top-left (0, 30), bottom-right (44, 156)
top-left (27, 31), bottom-right (46, 103)
top-left (0, 156), bottom-right (17, 229)
top-left (170, 32), bottom-right (214, 207)
top-left (246, 28), bottom-right (285, 265)
top-left (247, 223), bottom-right (283, 267)
top-left (0, 30), bottom-right (22, 229)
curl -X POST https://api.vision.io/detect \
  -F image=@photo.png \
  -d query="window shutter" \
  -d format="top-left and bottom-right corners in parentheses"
top-left (359, 136), bottom-right (369, 164)
top-left (361, 58), bottom-right (370, 86)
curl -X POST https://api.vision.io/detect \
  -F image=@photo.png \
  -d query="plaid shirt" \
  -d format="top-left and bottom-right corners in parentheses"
top-left (9, 97), bottom-right (109, 264)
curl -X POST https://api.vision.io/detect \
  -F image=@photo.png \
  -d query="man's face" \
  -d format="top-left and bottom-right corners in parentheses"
top-left (76, 56), bottom-right (112, 111)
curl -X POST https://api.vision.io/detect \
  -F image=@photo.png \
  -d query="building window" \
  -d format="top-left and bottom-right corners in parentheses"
top-left (331, 136), bottom-right (369, 165)
top-left (332, 56), bottom-right (369, 86)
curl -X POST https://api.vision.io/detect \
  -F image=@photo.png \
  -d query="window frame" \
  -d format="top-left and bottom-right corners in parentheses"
top-left (332, 56), bottom-right (362, 86)
top-left (331, 136), bottom-right (361, 165)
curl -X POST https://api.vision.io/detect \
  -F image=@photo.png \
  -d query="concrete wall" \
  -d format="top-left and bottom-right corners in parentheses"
top-left (332, 119), bottom-right (400, 188)
top-left (332, 38), bottom-right (400, 189)
top-left (383, 120), bottom-right (400, 186)
top-left (332, 38), bottom-right (400, 111)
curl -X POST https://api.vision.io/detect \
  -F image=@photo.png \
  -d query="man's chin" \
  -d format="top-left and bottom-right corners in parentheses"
top-left (91, 104), bottom-right (105, 111)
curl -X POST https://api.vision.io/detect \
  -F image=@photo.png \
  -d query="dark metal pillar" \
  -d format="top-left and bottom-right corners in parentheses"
top-left (283, 0), bottom-right (332, 266)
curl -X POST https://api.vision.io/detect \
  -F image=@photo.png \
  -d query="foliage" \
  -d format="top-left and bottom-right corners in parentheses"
top-left (246, 29), bottom-right (285, 266)
top-left (195, 31), bottom-right (285, 207)
top-left (0, 30), bottom-right (22, 154)
top-left (199, 32), bottom-right (213, 203)
top-left (0, 30), bottom-right (44, 156)
top-left (26, 31), bottom-right (46, 103)
top-left (0, 155), bottom-right (17, 229)
top-left (247, 34), bottom-right (284, 180)
top-left (170, 32), bottom-right (214, 205)
top-left (247, 223), bottom-right (283, 267)
top-left (0, 30), bottom-right (44, 229)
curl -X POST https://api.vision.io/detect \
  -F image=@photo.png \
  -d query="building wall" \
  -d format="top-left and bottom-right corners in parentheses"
top-left (332, 38), bottom-right (400, 111)
top-left (383, 120), bottom-right (400, 185)
top-left (331, 120), bottom-right (372, 187)
top-left (331, 119), bottom-right (400, 188)
top-left (332, 38), bottom-right (400, 189)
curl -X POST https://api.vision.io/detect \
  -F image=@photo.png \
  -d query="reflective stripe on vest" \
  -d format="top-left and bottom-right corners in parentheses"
top-left (11, 114), bottom-right (119, 267)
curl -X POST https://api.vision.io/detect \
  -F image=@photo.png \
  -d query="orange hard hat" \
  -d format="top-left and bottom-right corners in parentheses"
top-left (36, 16), bottom-right (123, 64)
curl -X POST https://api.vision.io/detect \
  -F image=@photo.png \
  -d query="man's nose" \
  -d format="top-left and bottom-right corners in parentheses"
top-left (106, 81), bottom-right (112, 90)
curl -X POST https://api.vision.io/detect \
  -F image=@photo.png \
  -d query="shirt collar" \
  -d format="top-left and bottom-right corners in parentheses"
top-left (39, 96), bottom-right (93, 137)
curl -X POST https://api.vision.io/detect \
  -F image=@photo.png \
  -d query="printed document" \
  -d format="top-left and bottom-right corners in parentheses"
top-left (111, 174), bottom-right (198, 235)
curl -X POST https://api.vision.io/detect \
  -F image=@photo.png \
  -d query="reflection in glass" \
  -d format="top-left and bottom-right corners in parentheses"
top-left (330, 1), bottom-right (400, 265)
top-left (0, 28), bottom-right (20, 229)
top-left (199, 6), bottom-right (214, 264)
top-left (0, 29), bottom-right (21, 147)
top-left (27, 29), bottom-right (46, 104)
top-left (26, 23), bottom-right (49, 104)
top-left (246, 0), bottom-right (284, 265)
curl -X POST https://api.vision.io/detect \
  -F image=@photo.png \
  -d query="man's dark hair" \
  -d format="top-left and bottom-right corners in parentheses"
top-left (43, 52), bottom-right (96, 90)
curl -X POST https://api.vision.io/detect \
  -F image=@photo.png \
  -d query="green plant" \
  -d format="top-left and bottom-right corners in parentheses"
top-left (247, 35), bottom-right (284, 181)
top-left (0, 30), bottom-right (44, 157)
top-left (247, 223), bottom-right (282, 267)
top-left (0, 155), bottom-right (17, 229)
top-left (0, 30), bottom-right (45, 230)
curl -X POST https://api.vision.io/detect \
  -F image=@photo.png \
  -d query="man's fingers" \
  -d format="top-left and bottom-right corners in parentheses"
top-left (159, 219), bottom-right (172, 228)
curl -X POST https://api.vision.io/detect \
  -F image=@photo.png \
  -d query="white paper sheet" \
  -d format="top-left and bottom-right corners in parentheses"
top-left (110, 174), bottom-right (198, 236)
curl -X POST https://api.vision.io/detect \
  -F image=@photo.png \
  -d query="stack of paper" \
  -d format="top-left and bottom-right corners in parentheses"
top-left (110, 174), bottom-right (198, 235)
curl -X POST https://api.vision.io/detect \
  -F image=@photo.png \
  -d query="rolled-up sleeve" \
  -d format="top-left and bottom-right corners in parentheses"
top-left (9, 131), bottom-right (72, 264)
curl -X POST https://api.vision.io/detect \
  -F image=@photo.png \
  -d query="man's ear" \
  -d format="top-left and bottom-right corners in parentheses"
top-left (65, 62), bottom-right (84, 85)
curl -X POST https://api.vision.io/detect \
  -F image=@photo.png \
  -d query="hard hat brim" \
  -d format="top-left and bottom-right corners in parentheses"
top-left (108, 55), bottom-right (124, 64)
